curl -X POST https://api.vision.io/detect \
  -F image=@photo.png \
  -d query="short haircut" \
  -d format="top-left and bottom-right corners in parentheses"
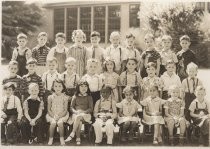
top-left (47, 57), bottom-right (58, 63)
top-left (180, 35), bottom-right (190, 42)
top-left (72, 29), bottom-right (86, 42)
top-left (168, 85), bottom-right (180, 95)
top-left (9, 60), bottom-right (18, 66)
top-left (161, 35), bottom-right (172, 41)
top-left (3, 82), bottom-right (16, 90)
top-left (17, 33), bottom-right (27, 40)
top-left (123, 86), bottom-right (135, 94)
top-left (110, 31), bottom-right (120, 39)
top-left (195, 86), bottom-right (206, 94)
top-left (38, 32), bottom-right (48, 38)
top-left (65, 57), bottom-right (76, 64)
top-left (26, 58), bottom-right (38, 65)
top-left (55, 32), bottom-right (66, 39)
top-left (165, 60), bottom-right (176, 66)
top-left (186, 62), bottom-right (198, 73)
top-left (146, 62), bottom-right (157, 69)
top-left (126, 33), bottom-right (135, 39)
top-left (90, 31), bottom-right (100, 38)
top-left (144, 33), bottom-right (155, 41)
top-left (28, 83), bottom-right (39, 90)
top-left (86, 58), bottom-right (98, 69)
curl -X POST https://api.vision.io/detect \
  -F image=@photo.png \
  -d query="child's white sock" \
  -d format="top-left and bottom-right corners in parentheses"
top-left (60, 137), bottom-right (65, 145)
top-left (48, 137), bottom-right (53, 145)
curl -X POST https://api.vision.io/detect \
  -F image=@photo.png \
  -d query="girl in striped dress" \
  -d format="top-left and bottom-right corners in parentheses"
top-left (67, 29), bottom-right (88, 77)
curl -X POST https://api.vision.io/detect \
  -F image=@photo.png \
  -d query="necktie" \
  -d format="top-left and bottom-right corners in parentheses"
top-left (3, 98), bottom-right (9, 111)
top-left (92, 47), bottom-right (96, 58)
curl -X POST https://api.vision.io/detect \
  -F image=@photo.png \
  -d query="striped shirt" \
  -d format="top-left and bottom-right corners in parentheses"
top-left (2, 75), bottom-right (23, 97)
top-left (32, 45), bottom-right (50, 66)
top-left (67, 45), bottom-right (88, 77)
top-left (22, 73), bottom-right (45, 99)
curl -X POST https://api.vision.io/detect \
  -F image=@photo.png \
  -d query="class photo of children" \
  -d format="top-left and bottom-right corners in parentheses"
top-left (1, 0), bottom-right (210, 147)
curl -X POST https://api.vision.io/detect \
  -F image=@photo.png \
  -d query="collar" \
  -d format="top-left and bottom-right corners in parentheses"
top-left (194, 98), bottom-right (205, 104)
top-left (86, 73), bottom-right (99, 78)
top-left (63, 71), bottom-right (76, 76)
top-left (124, 99), bottom-right (135, 104)
top-left (78, 93), bottom-right (88, 96)
top-left (73, 44), bottom-right (83, 49)
top-left (4, 95), bottom-right (14, 100)
top-left (168, 97), bottom-right (180, 102)
top-left (148, 96), bottom-right (160, 102)
top-left (27, 96), bottom-right (41, 101)
top-left (110, 44), bottom-right (120, 49)
top-left (101, 97), bottom-right (111, 102)
top-left (188, 77), bottom-right (197, 81)
top-left (126, 46), bottom-right (135, 51)
top-left (126, 71), bottom-right (137, 75)
top-left (91, 45), bottom-right (99, 49)
top-left (27, 72), bottom-right (36, 77)
top-left (47, 70), bottom-right (58, 75)
top-left (163, 72), bottom-right (176, 77)
top-left (146, 48), bottom-right (155, 52)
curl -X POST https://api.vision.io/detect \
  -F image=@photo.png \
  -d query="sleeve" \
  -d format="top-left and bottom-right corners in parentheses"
top-left (23, 100), bottom-right (28, 111)
top-left (32, 47), bottom-right (37, 60)
top-left (86, 47), bottom-right (92, 60)
top-left (181, 100), bottom-right (185, 109)
top-left (11, 48), bottom-right (18, 60)
top-left (47, 48), bottom-right (55, 60)
top-left (137, 73), bottom-right (142, 86)
top-left (136, 101), bottom-right (142, 111)
top-left (41, 73), bottom-right (46, 83)
top-left (71, 96), bottom-right (76, 111)
top-left (121, 47), bottom-right (127, 61)
top-left (140, 99), bottom-right (147, 107)
top-left (189, 101), bottom-right (196, 112)
top-left (173, 53), bottom-right (178, 63)
top-left (119, 72), bottom-right (125, 86)
top-left (98, 76), bottom-right (103, 90)
top-left (176, 75), bottom-right (182, 88)
top-left (190, 51), bottom-right (197, 65)
top-left (111, 100), bottom-right (117, 118)
top-left (39, 100), bottom-right (44, 110)
top-left (15, 97), bottom-right (23, 120)
top-left (160, 99), bottom-right (166, 105)
top-left (116, 101), bottom-right (123, 109)
top-left (88, 96), bottom-right (93, 113)
top-left (198, 79), bottom-right (203, 87)
top-left (93, 100), bottom-right (100, 117)
top-left (21, 76), bottom-right (28, 96)
top-left (38, 76), bottom-right (45, 97)
top-left (181, 79), bottom-right (187, 92)
top-left (75, 74), bottom-right (80, 85)
top-left (141, 51), bottom-right (146, 60)
top-left (164, 101), bottom-right (169, 109)
top-left (1, 98), bottom-right (4, 111)
top-left (26, 48), bottom-right (32, 60)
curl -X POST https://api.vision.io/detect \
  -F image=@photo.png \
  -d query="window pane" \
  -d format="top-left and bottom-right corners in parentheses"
top-left (67, 8), bottom-right (78, 42)
top-left (94, 6), bottom-right (105, 42)
top-left (108, 6), bottom-right (121, 40)
top-left (195, 2), bottom-right (205, 10)
top-left (129, 4), bottom-right (140, 28)
top-left (80, 7), bottom-right (91, 42)
top-left (54, 9), bottom-right (64, 36)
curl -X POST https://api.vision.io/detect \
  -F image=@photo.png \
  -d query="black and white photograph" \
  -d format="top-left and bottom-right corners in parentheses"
top-left (1, 0), bottom-right (210, 147)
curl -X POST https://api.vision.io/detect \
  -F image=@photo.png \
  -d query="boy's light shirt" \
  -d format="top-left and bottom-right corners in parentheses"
top-left (42, 70), bottom-right (60, 90)
top-left (182, 77), bottom-right (203, 93)
top-left (104, 44), bottom-right (126, 71)
top-left (47, 46), bottom-right (69, 60)
top-left (160, 49), bottom-right (178, 65)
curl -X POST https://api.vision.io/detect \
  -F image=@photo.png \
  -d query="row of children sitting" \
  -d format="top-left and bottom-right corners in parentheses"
top-left (1, 78), bottom-right (209, 146)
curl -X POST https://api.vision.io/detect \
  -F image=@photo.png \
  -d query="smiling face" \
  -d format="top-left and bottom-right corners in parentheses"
top-left (162, 39), bottom-right (172, 50)
top-left (38, 35), bottom-right (47, 47)
top-left (196, 89), bottom-right (205, 100)
top-left (126, 37), bottom-right (135, 48)
top-left (90, 36), bottom-right (100, 46)
top-left (110, 36), bottom-right (120, 47)
top-left (17, 38), bottom-right (27, 48)
top-left (187, 67), bottom-right (197, 78)
top-left (53, 82), bottom-right (64, 94)
top-left (180, 40), bottom-right (190, 50)
top-left (47, 60), bottom-right (57, 71)
top-left (28, 85), bottom-right (39, 98)
top-left (8, 64), bottom-right (18, 75)
top-left (26, 63), bottom-right (37, 74)
top-left (101, 88), bottom-right (111, 99)
top-left (166, 63), bottom-right (176, 74)
top-left (5, 87), bottom-right (14, 97)
top-left (124, 91), bottom-right (134, 101)
top-left (65, 61), bottom-right (76, 72)
top-left (126, 59), bottom-right (137, 73)
top-left (170, 87), bottom-right (180, 98)
top-left (87, 62), bottom-right (97, 74)
top-left (149, 86), bottom-right (158, 98)
top-left (55, 37), bottom-right (65, 46)
top-left (79, 84), bottom-right (88, 95)
top-left (74, 33), bottom-right (84, 45)
top-left (146, 66), bottom-right (156, 77)
top-left (145, 37), bottom-right (155, 48)
top-left (105, 60), bottom-right (115, 72)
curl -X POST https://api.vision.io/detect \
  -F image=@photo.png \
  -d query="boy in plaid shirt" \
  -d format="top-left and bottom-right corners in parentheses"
top-left (22, 58), bottom-right (44, 102)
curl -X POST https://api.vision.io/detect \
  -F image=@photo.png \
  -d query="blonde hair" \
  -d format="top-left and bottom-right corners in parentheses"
top-left (110, 31), bottom-right (121, 39)
top-left (72, 29), bottom-right (86, 42)
top-left (161, 35), bottom-right (172, 41)
top-left (17, 33), bottom-right (27, 39)
top-left (86, 58), bottom-right (98, 70)
top-left (186, 62), bottom-right (198, 73)
top-left (144, 33), bottom-right (155, 41)
top-left (168, 85), bottom-right (180, 96)
top-left (65, 57), bottom-right (76, 64)
top-left (28, 83), bottom-right (39, 90)
top-left (195, 86), bottom-right (206, 95)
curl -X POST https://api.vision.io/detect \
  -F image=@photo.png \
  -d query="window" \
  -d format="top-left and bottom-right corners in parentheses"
top-left (195, 2), bottom-right (205, 10)
top-left (67, 8), bottom-right (78, 42)
top-left (94, 6), bottom-right (106, 42)
top-left (129, 4), bottom-right (140, 28)
top-left (80, 7), bottom-right (91, 42)
top-left (208, 2), bottom-right (210, 13)
top-left (108, 6), bottom-right (121, 40)
top-left (54, 9), bottom-right (64, 36)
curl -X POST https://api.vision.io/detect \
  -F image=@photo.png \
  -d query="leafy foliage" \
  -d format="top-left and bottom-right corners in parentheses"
top-left (2, 1), bottom-right (43, 59)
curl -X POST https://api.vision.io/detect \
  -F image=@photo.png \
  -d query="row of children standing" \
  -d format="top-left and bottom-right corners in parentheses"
top-left (1, 29), bottom-right (209, 146)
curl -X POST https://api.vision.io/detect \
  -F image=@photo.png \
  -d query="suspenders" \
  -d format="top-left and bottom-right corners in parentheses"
top-left (125, 71), bottom-right (137, 86)
top-left (108, 47), bottom-right (122, 62)
top-left (186, 78), bottom-right (198, 93)
top-left (64, 74), bottom-right (77, 87)
top-left (45, 73), bottom-right (58, 90)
